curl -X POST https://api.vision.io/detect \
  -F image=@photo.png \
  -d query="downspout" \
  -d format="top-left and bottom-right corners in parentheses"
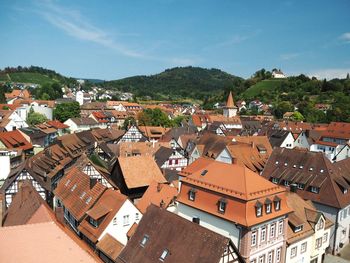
top-left (333, 211), bottom-right (339, 255)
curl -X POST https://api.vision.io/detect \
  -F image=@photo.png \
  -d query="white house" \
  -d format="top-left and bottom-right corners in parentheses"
top-left (64, 117), bottom-right (101, 133)
top-left (272, 70), bottom-right (287, 79)
top-left (78, 188), bottom-right (142, 247)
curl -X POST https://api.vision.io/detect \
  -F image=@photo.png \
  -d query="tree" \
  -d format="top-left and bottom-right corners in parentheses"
top-left (138, 108), bottom-right (172, 127)
top-left (291, 111), bottom-right (304, 121)
top-left (27, 109), bottom-right (48, 126)
top-left (54, 102), bottom-right (81, 122)
top-left (122, 117), bottom-right (136, 130)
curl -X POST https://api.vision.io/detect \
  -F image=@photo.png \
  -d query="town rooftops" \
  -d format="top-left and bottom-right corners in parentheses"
top-left (69, 117), bottom-right (98, 126)
top-left (46, 120), bottom-right (69, 129)
top-left (116, 156), bottom-right (167, 189)
top-left (5, 89), bottom-right (31, 99)
top-left (116, 204), bottom-right (243, 263)
top-left (262, 147), bottom-right (350, 209)
top-left (178, 158), bottom-right (291, 226)
top-left (96, 234), bottom-right (124, 262)
top-left (54, 167), bottom-right (107, 221)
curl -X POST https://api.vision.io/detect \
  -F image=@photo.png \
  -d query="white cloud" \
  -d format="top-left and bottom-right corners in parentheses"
top-left (307, 68), bottom-right (350, 80)
top-left (280, 53), bottom-right (300, 60)
top-left (339, 32), bottom-right (350, 43)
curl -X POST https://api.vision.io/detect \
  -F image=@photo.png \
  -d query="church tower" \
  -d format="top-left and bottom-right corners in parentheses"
top-left (223, 91), bottom-right (238, 118)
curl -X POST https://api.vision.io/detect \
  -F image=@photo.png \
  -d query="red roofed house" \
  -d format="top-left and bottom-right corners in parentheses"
top-left (5, 89), bottom-right (31, 104)
top-left (0, 130), bottom-right (33, 156)
top-left (90, 111), bottom-right (110, 126)
top-left (176, 158), bottom-right (292, 263)
top-left (45, 120), bottom-right (69, 136)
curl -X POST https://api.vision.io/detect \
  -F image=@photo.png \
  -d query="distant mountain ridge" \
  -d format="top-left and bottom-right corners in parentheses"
top-left (99, 66), bottom-right (244, 100)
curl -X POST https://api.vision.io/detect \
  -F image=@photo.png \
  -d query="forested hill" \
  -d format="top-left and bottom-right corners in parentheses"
top-left (0, 66), bottom-right (78, 87)
top-left (99, 66), bottom-right (244, 100)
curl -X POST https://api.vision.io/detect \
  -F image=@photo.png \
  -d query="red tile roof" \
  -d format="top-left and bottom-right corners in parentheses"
top-left (46, 120), bottom-right (69, 129)
top-left (0, 130), bottom-right (33, 151)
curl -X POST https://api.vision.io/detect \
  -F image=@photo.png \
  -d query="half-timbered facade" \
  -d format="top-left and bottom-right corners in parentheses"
top-left (118, 125), bottom-right (146, 143)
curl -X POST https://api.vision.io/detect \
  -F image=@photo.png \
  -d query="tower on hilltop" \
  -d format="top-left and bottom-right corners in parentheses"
top-left (223, 91), bottom-right (238, 118)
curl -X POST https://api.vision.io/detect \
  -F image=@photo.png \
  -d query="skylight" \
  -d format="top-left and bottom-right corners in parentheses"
top-left (86, 197), bottom-right (92, 204)
top-left (65, 179), bottom-right (71, 186)
top-left (201, 170), bottom-right (208, 176)
top-left (80, 192), bottom-right (86, 199)
top-left (160, 249), bottom-right (169, 261)
top-left (71, 184), bottom-right (77, 191)
top-left (140, 235), bottom-right (149, 247)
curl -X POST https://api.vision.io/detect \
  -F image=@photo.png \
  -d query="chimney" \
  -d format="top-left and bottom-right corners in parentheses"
top-left (90, 178), bottom-right (97, 189)
top-left (290, 184), bottom-right (297, 193)
top-left (232, 158), bottom-right (237, 165)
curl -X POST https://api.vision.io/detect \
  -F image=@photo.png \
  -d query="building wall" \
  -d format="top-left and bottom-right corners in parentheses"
top-left (280, 133), bottom-right (295, 149)
top-left (99, 199), bottom-right (142, 245)
top-left (0, 154), bottom-right (11, 180)
top-left (286, 236), bottom-right (312, 263)
top-left (216, 148), bottom-right (233, 164)
top-left (177, 202), bottom-right (240, 247)
top-left (293, 133), bottom-right (309, 149)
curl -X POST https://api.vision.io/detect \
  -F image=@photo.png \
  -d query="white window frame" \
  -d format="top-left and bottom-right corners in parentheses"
top-left (278, 220), bottom-right (284, 235)
top-left (261, 227), bottom-right (266, 243)
top-left (270, 223), bottom-right (275, 238)
top-left (251, 231), bottom-right (257, 247)
top-left (276, 247), bottom-right (281, 263)
top-left (301, 242), bottom-right (307, 253)
top-left (123, 215), bottom-right (130, 226)
top-left (290, 247), bottom-right (297, 258)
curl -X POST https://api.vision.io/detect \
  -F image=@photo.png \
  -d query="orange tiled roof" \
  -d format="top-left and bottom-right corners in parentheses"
top-left (136, 181), bottom-right (178, 213)
top-left (46, 120), bottom-right (69, 129)
top-left (5, 89), bottom-right (31, 99)
top-left (178, 158), bottom-right (291, 227)
top-left (54, 168), bottom-right (107, 221)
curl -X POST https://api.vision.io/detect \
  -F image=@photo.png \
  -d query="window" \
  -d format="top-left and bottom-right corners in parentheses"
top-left (136, 213), bottom-right (140, 220)
top-left (270, 224), bottom-right (276, 238)
top-left (297, 183), bottom-right (304, 190)
top-left (140, 235), bottom-right (149, 247)
top-left (267, 251), bottom-right (273, 263)
top-left (278, 220), bottom-right (284, 235)
top-left (272, 178), bottom-right (278, 184)
top-left (317, 218), bottom-right (324, 230)
top-left (256, 201), bottom-right (263, 217)
top-left (301, 242), bottom-right (307, 253)
top-left (315, 237), bottom-right (322, 249)
top-left (290, 247), bottom-right (297, 258)
top-left (160, 249), bottom-right (169, 261)
top-left (192, 216), bottom-right (200, 224)
top-left (310, 186), bottom-right (319, 194)
top-left (276, 247), bottom-right (281, 263)
top-left (188, 189), bottom-right (196, 201)
top-left (294, 225), bottom-right (303, 233)
top-left (284, 180), bottom-right (290, 186)
top-left (123, 215), bottom-right (130, 226)
top-left (86, 197), bottom-right (92, 204)
top-left (259, 255), bottom-right (265, 263)
top-left (71, 184), bottom-right (77, 191)
top-left (274, 196), bottom-right (281, 211)
top-left (113, 218), bottom-right (117, 225)
top-left (266, 204), bottom-right (271, 214)
top-left (250, 260), bottom-right (257, 263)
top-left (251, 231), bottom-right (257, 247)
top-left (80, 192), bottom-right (86, 199)
top-left (218, 199), bottom-right (227, 213)
top-left (323, 233), bottom-right (328, 243)
top-left (89, 217), bottom-right (98, 228)
top-left (261, 227), bottom-right (266, 243)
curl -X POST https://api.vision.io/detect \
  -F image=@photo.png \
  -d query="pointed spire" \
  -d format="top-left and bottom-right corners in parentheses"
top-left (226, 91), bottom-right (235, 108)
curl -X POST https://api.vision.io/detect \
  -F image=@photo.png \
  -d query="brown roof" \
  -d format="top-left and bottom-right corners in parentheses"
top-left (127, 222), bottom-right (138, 239)
top-left (117, 156), bottom-right (167, 189)
top-left (69, 117), bottom-right (98, 126)
top-left (114, 141), bottom-right (167, 158)
top-left (286, 192), bottom-right (333, 244)
top-left (5, 89), bottom-right (31, 99)
top-left (54, 168), bottom-right (107, 221)
top-left (136, 181), bottom-right (178, 214)
top-left (225, 91), bottom-right (236, 108)
top-left (262, 147), bottom-right (350, 209)
top-left (138, 126), bottom-right (170, 140)
top-left (178, 158), bottom-right (292, 227)
top-left (46, 120), bottom-right (69, 129)
top-left (78, 189), bottom-right (129, 243)
top-left (3, 181), bottom-right (53, 227)
top-left (117, 205), bottom-right (243, 263)
top-left (96, 234), bottom-right (124, 261)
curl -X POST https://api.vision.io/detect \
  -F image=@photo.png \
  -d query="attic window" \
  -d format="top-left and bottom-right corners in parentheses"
top-left (89, 217), bottom-right (98, 228)
top-left (86, 196), bottom-right (92, 204)
top-left (140, 235), bottom-right (149, 247)
top-left (272, 178), bottom-right (279, 184)
top-left (160, 249), bottom-right (169, 261)
top-left (293, 165), bottom-right (297, 168)
top-left (309, 167), bottom-right (313, 171)
top-left (65, 179), bottom-right (71, 186)
top-left (297, 183), bottom-right (305, 190)
top-left (201, 170), bottom-right (208, 176)
top-left (320, 169), bottom-right (324, 173)
top-left (71, 184), bottom-right (77, 192)
top-left (218, 198), bottom-right (227, 213)
top-left (274, 196), bottom-right (281, 211)
top-left (299, 165), bottom-right (303, 169)
top-left (265, 199), bottom-right (272, 214)
top-left (294, 225), bottom-right (303, 233)
top-left (275, 161), bottom-right (279, 165)
top-left (284, 163), bottom-right (287, 166)
top-left (188, 188), bottom-right (196, 201)
top-left (310, 186), bottom-right (319, 194)
top-left (80, 192), bottom-right (86, 199)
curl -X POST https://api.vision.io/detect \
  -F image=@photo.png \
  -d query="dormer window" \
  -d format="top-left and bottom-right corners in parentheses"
top-left (320, 169), bottom-right (324, 173)
top-left (273, 196), bottom-right (281, 211)
top-left (310, 186), bottom-right (319, 194)
top-left (297, 183), bottom-right (305, 190)
top-left (317, 218), bottom-right (324, 230)
top-left (255, 201), bottom-right (263, 217)
top-left (140, 235), bottom-right (149, 247)
top-left (188, 188), bottom-right (196, 201)
top-left (201, 170), bottom-right (208, 176)
top-left (89, 217), bottom-right (98, 228)
top-left (293, 165), bottom-right (297, 168)
top-left (284, 180), bottom-right (290, 187)
top-left (275, 161), bottom-right (279, 165)
top-left (299, 165), bottom-right (303, 169)
top-left (294, 225), bottom-right (303, 233)
top-left (309, 167), bottom-right (313, 171)
top-left (284, 163), bottom-right (287, 166)
top-left (265, 199), bottom-right (272, 214)
top-left (218, 198), bottom-right (227, 213)
top-left (272, 178), bottom-right (279, 184)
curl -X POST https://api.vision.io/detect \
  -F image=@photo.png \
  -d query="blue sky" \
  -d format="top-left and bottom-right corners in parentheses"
top-left (0, 0), bottom-right (349, 80)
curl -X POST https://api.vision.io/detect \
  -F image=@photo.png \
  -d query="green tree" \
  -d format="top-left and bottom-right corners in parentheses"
top-left (27, 108), bottom-right (48, 126)
top-left (122, 116), bottom-right (136, 130)
top-left (138, 108), bottom-right (172, 127)
top-left (291, 111), bottom-right (304, 121)
top-left (54, 102), bottom-right (81, 122)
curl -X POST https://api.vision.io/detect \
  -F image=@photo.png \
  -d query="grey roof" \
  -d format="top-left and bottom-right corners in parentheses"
top-left (19, 127), bottom-right (46, 140)
top-left (154, 146), bottom-right (174, 167)
top-left (268, 130), bottom-right (290, 148)
top-left (70, 117), bottom-right (98, 126)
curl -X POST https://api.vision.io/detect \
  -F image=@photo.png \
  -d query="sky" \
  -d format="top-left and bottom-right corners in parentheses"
top-left (0, 0), bottom-right (350, 80)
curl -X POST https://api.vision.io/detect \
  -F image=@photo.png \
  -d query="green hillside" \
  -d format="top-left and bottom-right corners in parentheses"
top-left (100, 66), bottom-right (244, 100)
top-left (242, 79), bottom-right (286, 99)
